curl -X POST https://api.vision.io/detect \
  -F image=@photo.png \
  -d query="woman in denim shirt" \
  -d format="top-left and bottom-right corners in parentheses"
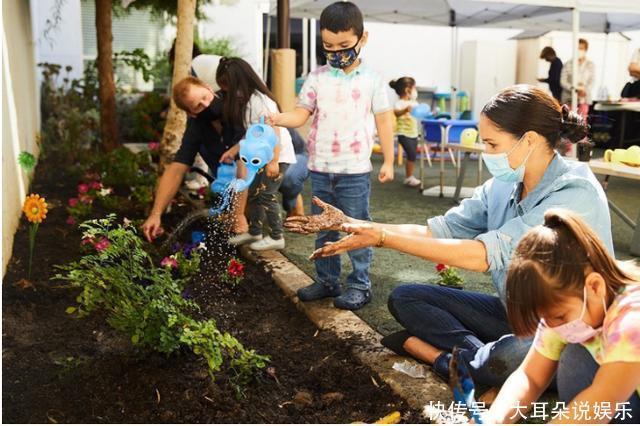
top-left (286, 85), bottom-right (613, 392)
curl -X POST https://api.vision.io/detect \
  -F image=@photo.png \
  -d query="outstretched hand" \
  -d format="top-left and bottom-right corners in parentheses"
top-left (309, 223), bottom-right (381, 260)
top-left (284, 196), bottom-right (350, 234)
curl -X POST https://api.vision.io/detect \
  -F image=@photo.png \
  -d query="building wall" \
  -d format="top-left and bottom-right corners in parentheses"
top-left (2, 0), bottom-right (40, 275)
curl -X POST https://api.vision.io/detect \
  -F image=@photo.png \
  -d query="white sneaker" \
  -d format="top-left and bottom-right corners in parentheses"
top-left (403, 176), bottom-right (421, 187)
top-left (249, 236), bottom-right (285, 251)
top-left (229, 233), bottom-right (262, 246)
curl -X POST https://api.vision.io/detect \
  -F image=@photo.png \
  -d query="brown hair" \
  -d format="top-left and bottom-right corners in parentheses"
top-left (540, 46), bottom-right (556, 60)
top-left (579, 38), bottom-right (589, 50)
top-left (215, 57), bottom-right (279, 130)
top-left (172, 76), bottom-right (209, 112)
top-left (481, 85), bottom-right (589, 149)
top-left (506, 208), bottom-right (639, 336)
top-left (389, 77), bottom-right (416, 97)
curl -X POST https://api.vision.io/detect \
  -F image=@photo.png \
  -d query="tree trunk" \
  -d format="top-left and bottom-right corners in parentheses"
top-left (95, 0), bottom-right (119, 151)
top-left (159, 0), bottom-right (197, 171)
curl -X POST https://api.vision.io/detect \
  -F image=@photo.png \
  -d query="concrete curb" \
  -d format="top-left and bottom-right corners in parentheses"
top-left (240, 246), bottom-right (452, 412)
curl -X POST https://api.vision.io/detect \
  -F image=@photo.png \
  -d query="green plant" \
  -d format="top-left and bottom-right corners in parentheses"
top-left (18, 151), bottom-right (37, 173)
top-left (435, 264), bottom-right (464, 288)
top-left (55, 215), bottom-right (268, 378)
top-left (128, 92), bottom-right (167, 142)
top-left (39, 63), bottom-right (100, 162)
top-left (196, 35), bottom-right (239, 57)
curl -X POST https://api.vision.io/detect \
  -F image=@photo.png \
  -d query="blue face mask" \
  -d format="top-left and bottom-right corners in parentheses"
top-left (323, 38), bottom-right (361, 69)
top-left (481, 136), bottom-right (533, 183)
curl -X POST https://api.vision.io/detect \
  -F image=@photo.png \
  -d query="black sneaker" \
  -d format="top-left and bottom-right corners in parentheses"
top-left (333, 288), bottom-right (371, 310)
top-left (297, 281), bottom-right (341, 302)
top-left (380, 330), bottom-right (413, 357)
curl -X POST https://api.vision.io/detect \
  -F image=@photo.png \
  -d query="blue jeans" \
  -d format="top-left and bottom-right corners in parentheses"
top-left (388, 284), bottom-right (532, 387)
top-left (280, 153), bottom-right (309, 213)
top-left (310, 171), bottom-right (372, 291)
top-left (558, 344), bottom-right (639, 423)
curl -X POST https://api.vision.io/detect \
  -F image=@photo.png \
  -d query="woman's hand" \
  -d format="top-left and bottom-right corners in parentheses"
top-left (309, 223), bottom-right (381, 260)
top-left (141, 213), bottom-right (164, 242)
top-left (265, 160), bottom-right (280, 178)
top-left (285, 197), bottom-right (350, 234)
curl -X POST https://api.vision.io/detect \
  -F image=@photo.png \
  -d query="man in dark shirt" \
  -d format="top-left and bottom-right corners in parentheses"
top-left (142, 91), bottom-right (243, 242)
top-left (538, 47), bottom-right (563, 102)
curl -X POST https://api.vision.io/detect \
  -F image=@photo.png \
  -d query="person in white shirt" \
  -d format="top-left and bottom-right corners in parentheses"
top-left (560, 38), bottom-right (595, 117)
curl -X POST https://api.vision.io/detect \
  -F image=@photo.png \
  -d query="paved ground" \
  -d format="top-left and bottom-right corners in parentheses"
top-left (281, 150), bottom-right (640, 334)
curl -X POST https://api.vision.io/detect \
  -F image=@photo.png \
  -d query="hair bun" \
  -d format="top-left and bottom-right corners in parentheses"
top-left (389, 79), bottom-right (397, 90)
top-left (559, 105), bottom-right (589, 143)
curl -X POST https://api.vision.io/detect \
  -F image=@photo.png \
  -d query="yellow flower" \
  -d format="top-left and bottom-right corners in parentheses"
top-left (22, 194), bottom-right (48, 223)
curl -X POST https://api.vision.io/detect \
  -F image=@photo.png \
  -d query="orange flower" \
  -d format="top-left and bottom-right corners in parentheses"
top-left (22, 194), bottom-right (48, 223)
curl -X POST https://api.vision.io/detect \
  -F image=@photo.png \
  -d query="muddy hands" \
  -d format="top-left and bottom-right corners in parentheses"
top-left (284, 197), bottom-right (349, 234)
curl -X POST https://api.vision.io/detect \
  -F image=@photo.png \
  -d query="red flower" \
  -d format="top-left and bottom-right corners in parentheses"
top-left (90, 181), bottom-right (102, 190)
top-left (81, 237), bottom-right (94, 246)
top-left (66, 216), bottom-right (76, 225)
top-left (436, 263), bottom-right (447, 273)
top-left (68, 197), bottom-right (79, 207)
top-left (227, 259), bottom-right (244, 277)
top-left (197, 186), bottom-right (207, 195)
top-left (94, 237), bottom-right (110, 252)
top-left (78, 183), bottom-right (90, 194)
top-left (161, 256), bottom-right (178, 269)
top-left (147, 141), bottom-right (160, 151)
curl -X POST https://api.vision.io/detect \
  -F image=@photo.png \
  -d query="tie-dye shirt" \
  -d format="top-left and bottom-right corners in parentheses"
top-left (533, 284), bottom-right (640, 396)
top-left (297, 61), bottom-right (391, 174)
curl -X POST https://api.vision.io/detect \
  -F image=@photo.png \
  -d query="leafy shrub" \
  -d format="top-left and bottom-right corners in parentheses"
top-left (55, 215), bottom-right (268, 378)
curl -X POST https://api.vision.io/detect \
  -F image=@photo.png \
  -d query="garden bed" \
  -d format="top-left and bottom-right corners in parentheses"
top-left (2, 160), bottom-right (420, 423)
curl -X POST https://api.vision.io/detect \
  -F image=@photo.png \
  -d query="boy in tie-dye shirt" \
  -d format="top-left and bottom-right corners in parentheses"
top-left (268, 1), bottom-right (394, 310)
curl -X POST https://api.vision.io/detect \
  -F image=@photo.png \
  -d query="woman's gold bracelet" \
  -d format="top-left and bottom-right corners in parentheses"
top-left (376, 228), bottom-right (387, 247)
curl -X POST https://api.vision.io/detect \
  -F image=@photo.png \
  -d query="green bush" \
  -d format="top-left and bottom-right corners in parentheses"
top-left (55, 215), bottom-right (268, 378)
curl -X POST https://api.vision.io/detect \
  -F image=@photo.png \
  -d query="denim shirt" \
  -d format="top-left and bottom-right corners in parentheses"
top-left (427, 154), bottom-right (613, 302)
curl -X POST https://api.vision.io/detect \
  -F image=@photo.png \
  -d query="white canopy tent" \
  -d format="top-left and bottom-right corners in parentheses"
top-left (271, 0), bottom-right (640, 113)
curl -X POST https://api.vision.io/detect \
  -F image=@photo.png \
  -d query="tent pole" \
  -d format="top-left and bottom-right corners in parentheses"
top-left (449, 9), bottom-right (458, 118)
top-left (310, 18), bottom-right (317, 71)
top-left (302, 18), bottom-right (309, 75)
top-left (571, 7), bottom-right (579, 111)
top-left (264, 15), bottom-right (271, 81)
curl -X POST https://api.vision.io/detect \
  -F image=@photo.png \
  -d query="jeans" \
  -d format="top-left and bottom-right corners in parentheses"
top-left (280, 153), bottom-right (309, 213)
top-left (558, 344), bottom-right (640, 423)
top-left (388, 284), bottom-right (532, 387)
top-left (310, 171), bottom-right (372, 291)
top-left (248, 164), bottom-right (289, 240)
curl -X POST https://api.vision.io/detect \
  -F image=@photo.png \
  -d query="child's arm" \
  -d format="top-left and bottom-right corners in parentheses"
top-left (483, 348), bottom-right (557, 424)
top-left (265, 126), bottom-right (282, 178)
top-left (375, 110), bottom-right (395, 183)
top-left (220, 144), bottom-right (240, 164)
top-left (394, 106), bottom-right (412, 117)
top-left (267, 108), bottom-right (311, 129)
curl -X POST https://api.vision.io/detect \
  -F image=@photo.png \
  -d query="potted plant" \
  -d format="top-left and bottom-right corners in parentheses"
top-left (435, 263), bottom-right (464, 290)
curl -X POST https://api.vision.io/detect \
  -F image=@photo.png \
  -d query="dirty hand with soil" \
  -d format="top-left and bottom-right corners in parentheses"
top-left (284, 196), bottom-right (350, 234)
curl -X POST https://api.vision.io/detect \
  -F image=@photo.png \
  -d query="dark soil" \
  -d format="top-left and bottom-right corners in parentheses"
top-left (2, 158), bottom-right (421, 423)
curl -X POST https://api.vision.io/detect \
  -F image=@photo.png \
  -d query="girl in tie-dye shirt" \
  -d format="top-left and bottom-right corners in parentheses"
top-left (483, 208), bottom-right (640, 424)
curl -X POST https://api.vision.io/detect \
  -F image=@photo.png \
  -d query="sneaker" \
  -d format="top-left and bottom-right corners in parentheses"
top-left (333, 288), bottom-right (372, 310)
top-left (229, 232), bottom-right (262, 246)
top-left (249, 236), bottom-right (285, 251)
top-left (297, 281), bottom-right (342, 302)
top-left (403, 176), bottom-right (421, 187)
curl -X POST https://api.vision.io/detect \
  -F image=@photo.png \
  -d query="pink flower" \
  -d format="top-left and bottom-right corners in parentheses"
top-left (79, 194), bottom-right (93, 204)
top-left (66, 216), bottom-right (76, 225)
top-left (90, 181), bottom-right (102, 190)
top-left (78, 183), bottom-right (90, 194)
top-left (68, 198), bottom-right (79, 207)
top-left (161, 256), bottom-right (178, 269)
top-left (81, 237), bottom-right (94, 246)
top-left (197, 186), bottom-right (207, 195)
top-left (148, 142), bottom-right (160, 151)
top-left (93, 237), bottom-right (110, 252)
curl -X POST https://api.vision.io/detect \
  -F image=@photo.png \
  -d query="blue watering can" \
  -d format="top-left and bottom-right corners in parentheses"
top-left (230, 116), bottom-right (278, 192)
top-left (410, 103), bottom-right (433, 121)
top-left (208, 117), bottom-right (278, 216)
top-left (211, 162), bottom-right (237, 194)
